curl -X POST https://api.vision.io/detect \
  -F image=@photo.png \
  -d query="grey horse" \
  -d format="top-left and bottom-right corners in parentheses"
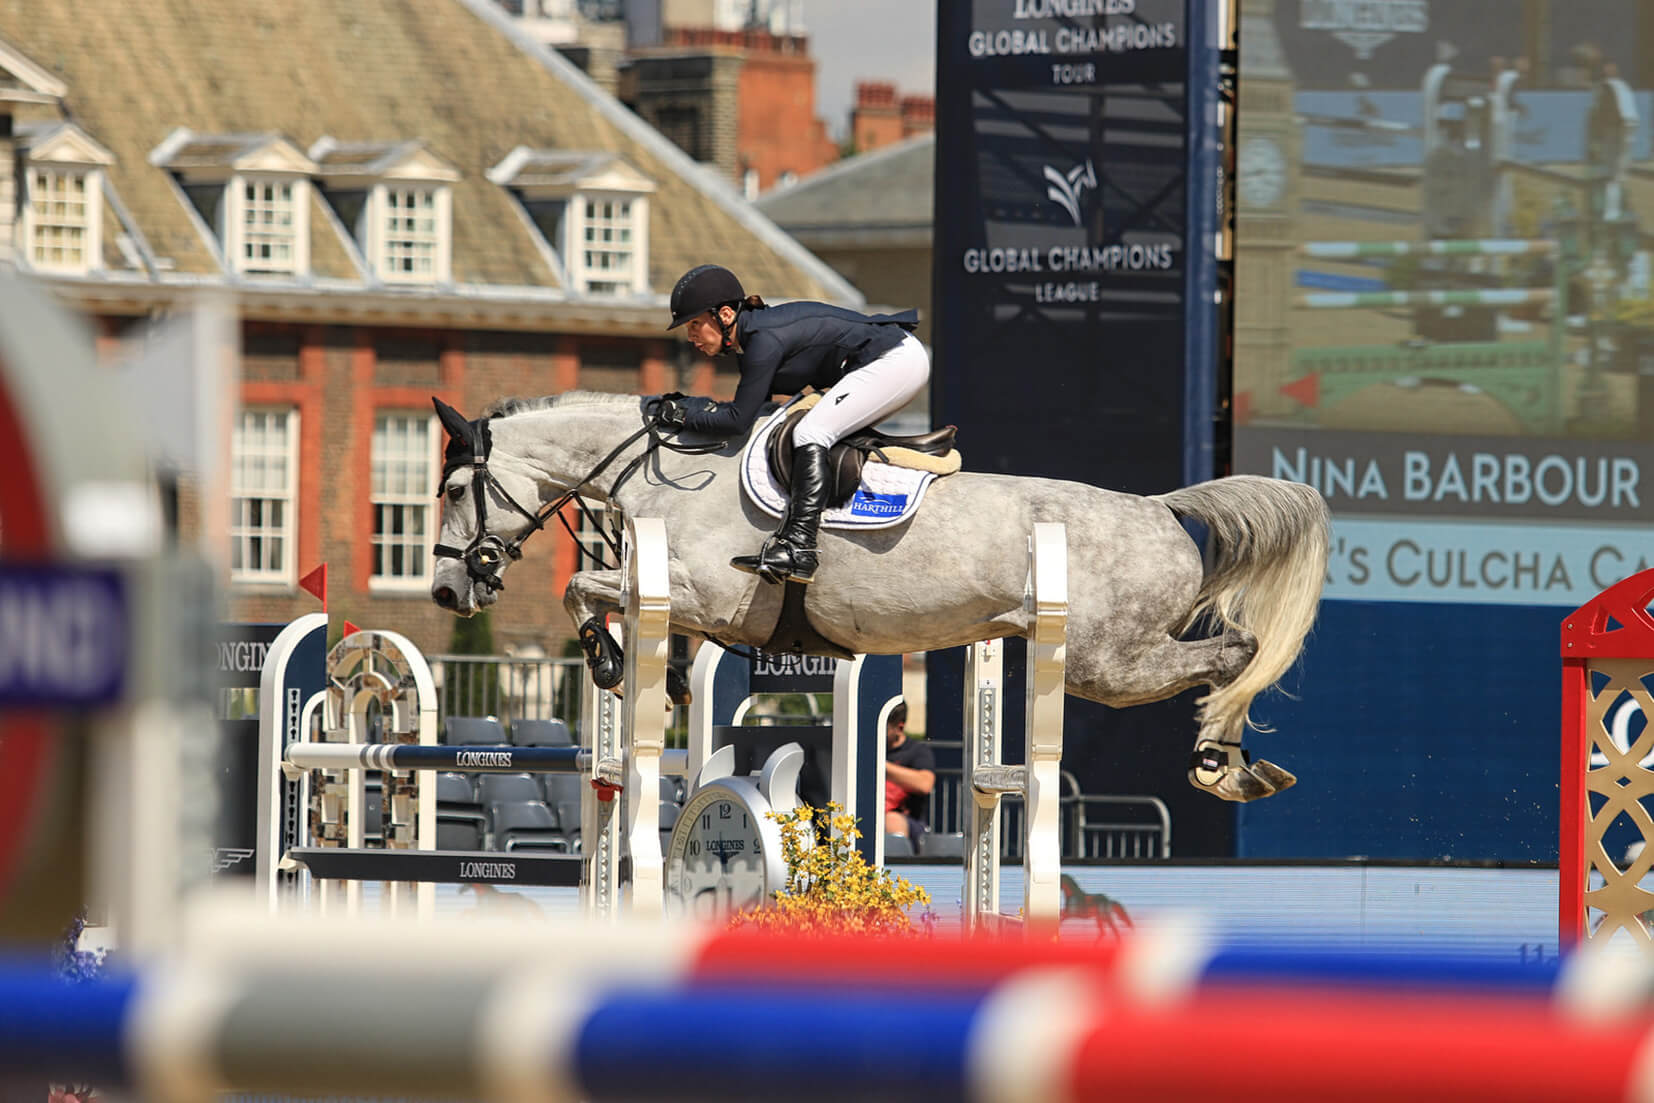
top-left (429, 392), bottom-right (1330, 802)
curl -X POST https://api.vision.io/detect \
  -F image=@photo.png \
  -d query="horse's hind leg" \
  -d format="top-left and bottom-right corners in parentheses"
top-left (1176, 630), bottom-right (1297, 803)
top-left (1067, 629), bottom-right (1258, 709)
top-left (1069, 628), bottom-right (1293, 803)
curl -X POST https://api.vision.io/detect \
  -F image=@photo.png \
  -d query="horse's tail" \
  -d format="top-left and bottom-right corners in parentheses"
top-left (1153, 475), bottom-right (1330, 742)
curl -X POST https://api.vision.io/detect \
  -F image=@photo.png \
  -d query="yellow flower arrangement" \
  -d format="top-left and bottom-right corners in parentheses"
top-left (730, 802), bottom-right (933, 936)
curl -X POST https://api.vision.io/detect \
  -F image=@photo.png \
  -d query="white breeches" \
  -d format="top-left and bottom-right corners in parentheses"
top-left (792, 333), bottom-right (931, 450)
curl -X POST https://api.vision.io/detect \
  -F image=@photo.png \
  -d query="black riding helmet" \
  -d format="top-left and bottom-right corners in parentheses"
top-left (667, 264), bottom-right (744, 330)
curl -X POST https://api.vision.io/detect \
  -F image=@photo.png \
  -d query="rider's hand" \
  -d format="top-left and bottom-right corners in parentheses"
top-left (655, 396), bottom-right (690, 430)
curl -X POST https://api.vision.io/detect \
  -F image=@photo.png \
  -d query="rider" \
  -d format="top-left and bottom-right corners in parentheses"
top-left (656, 264), bottom-right (928, 584)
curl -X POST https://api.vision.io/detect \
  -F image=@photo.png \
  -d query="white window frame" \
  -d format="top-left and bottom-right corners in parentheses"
top-left (226, 173), bottom-right (311, 277)
top-left (24, 164), bottom-right (102, 275)
top-left (369, 412), bottom-right (441, 593)
top-left (370, 182), bottom-right (452, 284)
top-left (567, 191), bottom-right (649, 298)
top-left (230, 408), bottom-right (299, 587)
top-left (570, 507), bottom-right (613, 573)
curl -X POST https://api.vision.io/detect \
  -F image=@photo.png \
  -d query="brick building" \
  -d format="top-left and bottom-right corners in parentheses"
top-left (757, 132), bottom-right (934, 350)
top-left (622, 26), bottom-right (838, 196)
top-left (848, 82), bottom-right (935, 155)
top-left (0, 0), bottom-right (856, 657)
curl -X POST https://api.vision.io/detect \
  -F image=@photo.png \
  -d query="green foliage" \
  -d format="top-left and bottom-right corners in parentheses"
top-left (443, 611), bottom-right (499, 718)
top-left (449, 609), bottom-right (495, 655)
top-left (731, 803), bottom-right (932, 936)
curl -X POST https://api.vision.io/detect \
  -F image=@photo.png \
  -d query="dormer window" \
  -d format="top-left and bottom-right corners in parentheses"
top-left (489, 147), bottom-right (654, 299)
top-left (240, 176), bottom-right (298, 274)
top-left (581, 197), bottom-right (636, 296)
top-left (17, 123), bottom-right (114, 276)
top-left (310, 138), bottom-right (457, 285)
top-left (384, 187), bottom-right (439, 279)
top-left (150, 129), bottom-right (315, 278)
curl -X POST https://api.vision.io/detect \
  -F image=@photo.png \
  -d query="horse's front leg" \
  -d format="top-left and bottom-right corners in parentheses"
top-left (564, 569), bottom-right (625, 691)
top-left (563, 568), bottom-right (692, 704)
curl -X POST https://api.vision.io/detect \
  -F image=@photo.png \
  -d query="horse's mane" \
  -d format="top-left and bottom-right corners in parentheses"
top-left (482, 391), bottom-right (641, 419)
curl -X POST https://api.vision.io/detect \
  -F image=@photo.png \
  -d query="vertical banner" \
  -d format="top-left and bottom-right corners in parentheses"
top-left (933, 0), bottom-right (1206, 491)
top-left (933, 1), bottom-right (1234, 853)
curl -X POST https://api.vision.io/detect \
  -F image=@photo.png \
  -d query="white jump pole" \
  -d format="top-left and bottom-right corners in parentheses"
top-left (1023, 522), bottom-right (1068, 930)
top-left (962, 638), bottom-right (1003, 927)
top-left (580, 623), bottom-right (623, 920)
top-left (621, 515), bottom-right (671, 918)
top-left (962, 522), bottom-right (1067, 933)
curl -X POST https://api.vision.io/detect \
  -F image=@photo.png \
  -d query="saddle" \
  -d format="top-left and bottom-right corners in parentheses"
top-left (766, 395), bottom-right (960, 506)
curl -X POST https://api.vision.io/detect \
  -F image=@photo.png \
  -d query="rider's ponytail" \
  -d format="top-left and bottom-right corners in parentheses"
top-left (741, 294), bottom-right (767, 311)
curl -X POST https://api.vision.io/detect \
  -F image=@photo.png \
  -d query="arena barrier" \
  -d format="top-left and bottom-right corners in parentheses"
top-left (0, 898), bottom-right (1647, 1103)
top-left (964, 522), bottom-right (1068, 932)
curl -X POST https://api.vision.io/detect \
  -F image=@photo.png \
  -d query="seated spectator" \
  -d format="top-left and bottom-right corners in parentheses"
top-left (882, 702), bottom-right (934, 841)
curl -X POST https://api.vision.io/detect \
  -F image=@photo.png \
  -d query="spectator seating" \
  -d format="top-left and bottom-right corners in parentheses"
top-left (489, 801), bottom-right (567, 852)
top-left (436, 820), bottom-right (483, 850)
top-left (444, 716), bottom-right (507, 745)
top-left (918, 832), bottom-right (966, 859)
top-left (510, 718), bottom-right (573, 746)
top-left (540, 774), bottom-right (585, 833)
top-left (884, 834), bottom-right (916, 858)
top-left (478, 773), bottom-right (543, 808)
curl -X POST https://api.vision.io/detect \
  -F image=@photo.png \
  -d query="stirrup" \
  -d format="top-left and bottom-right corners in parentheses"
top-left (731, 539), bottom-right (817, 585)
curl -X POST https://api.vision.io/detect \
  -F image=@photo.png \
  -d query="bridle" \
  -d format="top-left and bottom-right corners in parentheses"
top-left (432, 398), bottom-right (724, 594)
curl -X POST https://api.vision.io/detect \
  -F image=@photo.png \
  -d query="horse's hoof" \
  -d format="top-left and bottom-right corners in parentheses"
top-left (1208, 770), bottom-right (1272, 802)
top-left (1248, 759), bottom-right (1296, 794)
top-left (578, 617), bottom-right (624, 690)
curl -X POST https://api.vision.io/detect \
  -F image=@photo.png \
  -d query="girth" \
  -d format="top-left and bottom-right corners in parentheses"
top-left (766, 405), bottom-right (958, 506)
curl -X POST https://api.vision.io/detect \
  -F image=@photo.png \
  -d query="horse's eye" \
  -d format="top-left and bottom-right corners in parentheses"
top-left (447, 485), bottom-right (466, 501)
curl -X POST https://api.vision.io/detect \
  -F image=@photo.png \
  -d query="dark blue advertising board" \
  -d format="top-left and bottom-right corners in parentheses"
top-left (0, 565), bottom-right (127, 709)
top-left (931, 0), bottom-right (1234, 853)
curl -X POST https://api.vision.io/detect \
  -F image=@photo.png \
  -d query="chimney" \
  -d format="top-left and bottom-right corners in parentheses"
top-left (850, 81), bottom-right (902, 153)
top-left (899, 95), bottom-right (934, 137)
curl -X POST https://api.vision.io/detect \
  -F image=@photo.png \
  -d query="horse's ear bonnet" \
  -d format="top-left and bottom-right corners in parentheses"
top-left (432, 397), bottom-right (492, 488)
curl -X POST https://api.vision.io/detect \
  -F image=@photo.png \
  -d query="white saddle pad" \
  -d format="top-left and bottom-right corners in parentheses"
top-left (739, 399), bottom-right (941, 531)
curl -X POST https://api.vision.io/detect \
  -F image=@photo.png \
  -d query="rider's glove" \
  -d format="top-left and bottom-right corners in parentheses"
top-left (655, 395), bottom-right (691, 430)
top-left (657, 394), bottom-right (716, 431)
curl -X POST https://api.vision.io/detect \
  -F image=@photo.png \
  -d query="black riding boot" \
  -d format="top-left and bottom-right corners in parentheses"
top-left (732, 443), bottom-right (829, 584)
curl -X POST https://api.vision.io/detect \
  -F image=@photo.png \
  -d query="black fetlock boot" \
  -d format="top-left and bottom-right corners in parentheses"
top-left (732, 443), bottom-right (829, 583)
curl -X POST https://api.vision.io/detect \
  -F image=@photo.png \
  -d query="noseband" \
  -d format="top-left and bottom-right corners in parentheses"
top-left (433, 397), bottom-right (723, 594)
top-left (431, 419), bottom-right (561, 594)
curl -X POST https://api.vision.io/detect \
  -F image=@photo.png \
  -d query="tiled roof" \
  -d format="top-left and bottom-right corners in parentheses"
top-left (757, 132), bottom-right (934, 238)
top-left (0, 0), bottom-right (855, 307)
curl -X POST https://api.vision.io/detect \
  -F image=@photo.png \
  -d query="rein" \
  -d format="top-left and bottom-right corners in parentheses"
top-left (433, 397), bottom-right (727, 592)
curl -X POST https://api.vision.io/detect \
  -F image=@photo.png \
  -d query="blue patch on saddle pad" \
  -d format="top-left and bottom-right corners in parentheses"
top-left (848, 488), bottom-right (909, 518)
top-left (741, 398), bottom-right (939, 530)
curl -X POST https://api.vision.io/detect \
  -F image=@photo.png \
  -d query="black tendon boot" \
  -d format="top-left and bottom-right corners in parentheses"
top-left (732, 443), bottom-right (829, 583)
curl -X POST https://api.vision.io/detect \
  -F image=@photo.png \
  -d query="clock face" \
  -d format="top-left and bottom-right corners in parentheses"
top-left (666, 784), bottom-right (775, 922)
top-left (1238, 136), bottom-right (1288, 209)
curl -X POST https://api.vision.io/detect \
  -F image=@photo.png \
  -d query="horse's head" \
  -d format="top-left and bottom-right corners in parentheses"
top-left (429, 398), bottom-right (545, 616)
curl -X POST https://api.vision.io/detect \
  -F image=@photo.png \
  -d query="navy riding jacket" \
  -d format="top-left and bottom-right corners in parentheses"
top-left (681, 300), bottom-right (919, 438)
